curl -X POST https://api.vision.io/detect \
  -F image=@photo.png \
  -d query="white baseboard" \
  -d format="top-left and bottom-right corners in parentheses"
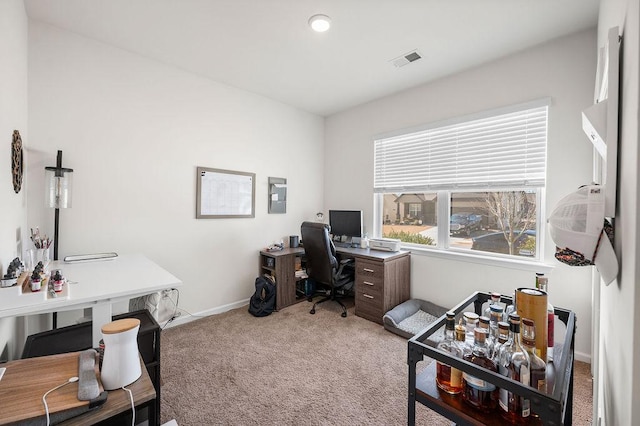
top-left (574, 350), bottom-right (591, 364)
top-left (162, 298), bottom-right (250, 329)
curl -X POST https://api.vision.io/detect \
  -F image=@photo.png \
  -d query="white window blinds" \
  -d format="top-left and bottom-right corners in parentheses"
top-left (374, 99), bottom-right (549, 193)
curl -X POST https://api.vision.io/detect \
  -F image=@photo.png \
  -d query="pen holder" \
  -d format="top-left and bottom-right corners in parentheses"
top-left (25, 247), bottom-right (50, 271)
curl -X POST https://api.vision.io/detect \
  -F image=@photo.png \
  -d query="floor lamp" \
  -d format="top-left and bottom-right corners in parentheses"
top-left (45, 150), bottom-right (73, 328)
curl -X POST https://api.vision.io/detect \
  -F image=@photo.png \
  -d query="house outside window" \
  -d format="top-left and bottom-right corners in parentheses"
top-left (374, 99), bottom-right (549, 261)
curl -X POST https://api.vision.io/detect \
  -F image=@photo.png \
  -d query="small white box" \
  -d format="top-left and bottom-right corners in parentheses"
top-left (369, 238), bottom-right (401, 252)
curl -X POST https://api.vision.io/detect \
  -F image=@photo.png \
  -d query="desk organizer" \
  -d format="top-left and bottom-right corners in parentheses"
top-left (0, 272), bottom-right (70, 310)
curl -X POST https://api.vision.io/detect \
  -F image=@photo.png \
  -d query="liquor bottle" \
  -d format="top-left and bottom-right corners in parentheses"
top-left (462, 328), bottom-right (498, 412)
top-left (436, 312), bottom-right (464, 394)
top-left (463, 311), bottom-right (479, 347)
top-left (478, 316), bottom-right (490, 331)
top-left (478, 316), bottom-right (491, 356)
top-left (521, 317), bottom-right (547, 393)
top-left (488, 304), bottom-right (504, 358)
top-left (456, 319), bottom-right (470, 357)
top-left (483, 292), bottom-right (503, 319)
top-left (498, 313), bottom-right (531, 424)
top-left (491, 321), bottom-right (510, 363)
top-left (505, 291), bottom-right (516, 321)
top-left (490, 304), bottom-right (505, 329)
top-left (535, 273), bottom-right (555, 362)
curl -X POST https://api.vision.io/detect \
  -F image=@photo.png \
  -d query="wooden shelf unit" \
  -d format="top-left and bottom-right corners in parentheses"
top-left (259, 248), bottom-right (306, 310)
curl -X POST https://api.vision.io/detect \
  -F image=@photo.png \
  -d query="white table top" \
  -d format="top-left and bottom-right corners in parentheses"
top-left (0, 253), bottom-right (182, 318)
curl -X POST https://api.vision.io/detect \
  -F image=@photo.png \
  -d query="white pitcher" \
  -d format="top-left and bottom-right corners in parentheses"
top-left (100, 318), bottom-right (141, 390)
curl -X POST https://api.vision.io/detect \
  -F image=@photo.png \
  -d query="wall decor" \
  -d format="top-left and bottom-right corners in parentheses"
top-left (196, 166), bottom-right (255, 218)
top-left (268, 177), bottom-right (287, 214)
top-left (11, 130), bottom-right (23, 193)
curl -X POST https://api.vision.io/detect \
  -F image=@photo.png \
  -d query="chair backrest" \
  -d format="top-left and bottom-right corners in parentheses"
top-left (300, 221), bottom-right (338, 286)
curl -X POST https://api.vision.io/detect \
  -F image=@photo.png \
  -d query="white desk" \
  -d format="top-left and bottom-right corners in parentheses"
top-left (0, 254), bottom-right (182, 346)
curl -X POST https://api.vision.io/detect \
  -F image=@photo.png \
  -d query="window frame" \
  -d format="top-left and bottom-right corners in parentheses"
top-left (372, 99), bottom-right (551, 270)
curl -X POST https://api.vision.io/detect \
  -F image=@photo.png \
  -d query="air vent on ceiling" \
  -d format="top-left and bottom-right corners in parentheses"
top-left (390, 50), bottom-right (422, 68)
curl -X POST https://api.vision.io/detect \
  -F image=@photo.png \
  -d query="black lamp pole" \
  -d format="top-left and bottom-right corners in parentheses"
top-left (53, 151), bottom-right (62, 261)
top-left (45, 150), bottom-right (73, 261)
top-left (45, 150), bottom-right (73, 330)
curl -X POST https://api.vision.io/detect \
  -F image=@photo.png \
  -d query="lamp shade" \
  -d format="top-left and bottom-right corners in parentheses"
top-left (45, 166), bottom-right (73, 209)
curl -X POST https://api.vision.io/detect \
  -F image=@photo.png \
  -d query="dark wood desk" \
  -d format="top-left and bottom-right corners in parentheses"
top-left (259, 246), bottom-right (411, 323)
top-left (0, 352), bottom-right (156, 425)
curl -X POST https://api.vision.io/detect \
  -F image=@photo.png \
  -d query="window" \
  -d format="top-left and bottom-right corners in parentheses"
top-left (374, 99), bottom-right (549, 261)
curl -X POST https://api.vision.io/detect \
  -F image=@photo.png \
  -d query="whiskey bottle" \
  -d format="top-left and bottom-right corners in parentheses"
top-left (462, 328), bottom-right (498, 412)
top-left (488, 304), bottom-right (504, 358)
top-left (505, 292), bottom-right (517, 321)
top-left (535, 273), bottom-right (555, 362)
top-left (491, 320), bottom-right (510, 363)
top-left (455, 318), bottom-right (469, 357)
top-left (463, 311), bottom-right (479, 347)
top-left (482, 292), bottom-right (502, 319)
top-left (436, 312), bottom-right (464, 394)
top-left (478, 316), bottom-right (490, 331)
top-left (521, 317), bottom-right (547, 393)
top-left (498, 313), bottom-right (531, 424)
top-left (478, 315), bottom-right (491, 356)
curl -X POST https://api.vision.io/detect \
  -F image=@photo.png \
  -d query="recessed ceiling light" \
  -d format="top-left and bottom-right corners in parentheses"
top-left (309, 14), bottom-right (331, 32)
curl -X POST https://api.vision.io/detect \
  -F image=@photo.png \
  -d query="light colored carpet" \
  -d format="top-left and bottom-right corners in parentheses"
top-left (160, 300), bottom-right (592, 425)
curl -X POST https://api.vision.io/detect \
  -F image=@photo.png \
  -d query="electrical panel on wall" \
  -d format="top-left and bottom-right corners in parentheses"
top-left (582, 26), bottom-right (620, 218)
top-left (268, 177), bottom-right (287, 214)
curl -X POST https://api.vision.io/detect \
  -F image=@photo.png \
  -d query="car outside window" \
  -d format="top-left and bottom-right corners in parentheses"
top-left (380, 190), bottom-right (539, 259)
top-left (374, 99), bottom-right (548, 263)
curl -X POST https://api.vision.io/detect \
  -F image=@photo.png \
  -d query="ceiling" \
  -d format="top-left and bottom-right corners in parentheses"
top-left (24, 0), bottom-right (600, 117)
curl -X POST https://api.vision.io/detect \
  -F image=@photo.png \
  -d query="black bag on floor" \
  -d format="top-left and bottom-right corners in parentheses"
top-left (248, 275), bottom-right (276, 317)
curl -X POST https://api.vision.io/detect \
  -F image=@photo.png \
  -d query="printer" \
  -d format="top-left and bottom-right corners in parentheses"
top-left (368, 238), bottom-right (401, 252)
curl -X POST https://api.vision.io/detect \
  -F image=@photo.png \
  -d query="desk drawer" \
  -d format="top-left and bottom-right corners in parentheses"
top-left (355, 292), bottom-right (384, 323)
top-left (356, 259), bottom-right (384, 279)
top-left (356, 275), bottom-right (383, 297)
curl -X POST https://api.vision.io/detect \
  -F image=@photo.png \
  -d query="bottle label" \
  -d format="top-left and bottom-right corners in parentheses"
top-left (499, 388), bottom-right (509, 412)
top-left (521, 365), bottom-right (531, 416)
top-left (451, 367), bottom-right (462, 387)
top-left (534, 378), bottom-right (547, 392)
top-left (462, 373), bottom-right (496, 391)
top-left (498, 365), bottom-right (530, 416)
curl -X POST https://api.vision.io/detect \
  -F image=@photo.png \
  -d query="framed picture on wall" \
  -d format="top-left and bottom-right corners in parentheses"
top-left (196, 167), bottom-right (256, 219)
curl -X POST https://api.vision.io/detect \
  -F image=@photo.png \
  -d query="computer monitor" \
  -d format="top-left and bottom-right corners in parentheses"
top-left (329, 210), bottom-right (363, 243)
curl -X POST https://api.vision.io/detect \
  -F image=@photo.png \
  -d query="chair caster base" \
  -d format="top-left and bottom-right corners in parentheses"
top-left (310, 309), bottom-right (316, 314)
top-left (341, 312), bottom-right (347, 318)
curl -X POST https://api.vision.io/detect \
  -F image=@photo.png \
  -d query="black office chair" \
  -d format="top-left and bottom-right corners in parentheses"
top-left (300, 221), bottom-right (355, 318)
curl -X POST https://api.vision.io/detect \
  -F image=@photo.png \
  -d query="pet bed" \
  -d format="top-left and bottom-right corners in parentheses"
top-left (383, 299), bottom-right (448, 343)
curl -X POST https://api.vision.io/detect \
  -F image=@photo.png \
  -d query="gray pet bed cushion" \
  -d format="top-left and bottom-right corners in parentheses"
top-left (383, 299), bottom-right (448, 342)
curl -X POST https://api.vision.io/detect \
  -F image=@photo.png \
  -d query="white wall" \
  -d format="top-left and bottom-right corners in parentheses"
top-left (325, 29), bottom-right (597, 360)
top-left (25, 21), bottom-right (324, 329)
top-left (0, 0), bottom-right (29, 360)
top-left (595, 0), bottom-right (639, 424)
